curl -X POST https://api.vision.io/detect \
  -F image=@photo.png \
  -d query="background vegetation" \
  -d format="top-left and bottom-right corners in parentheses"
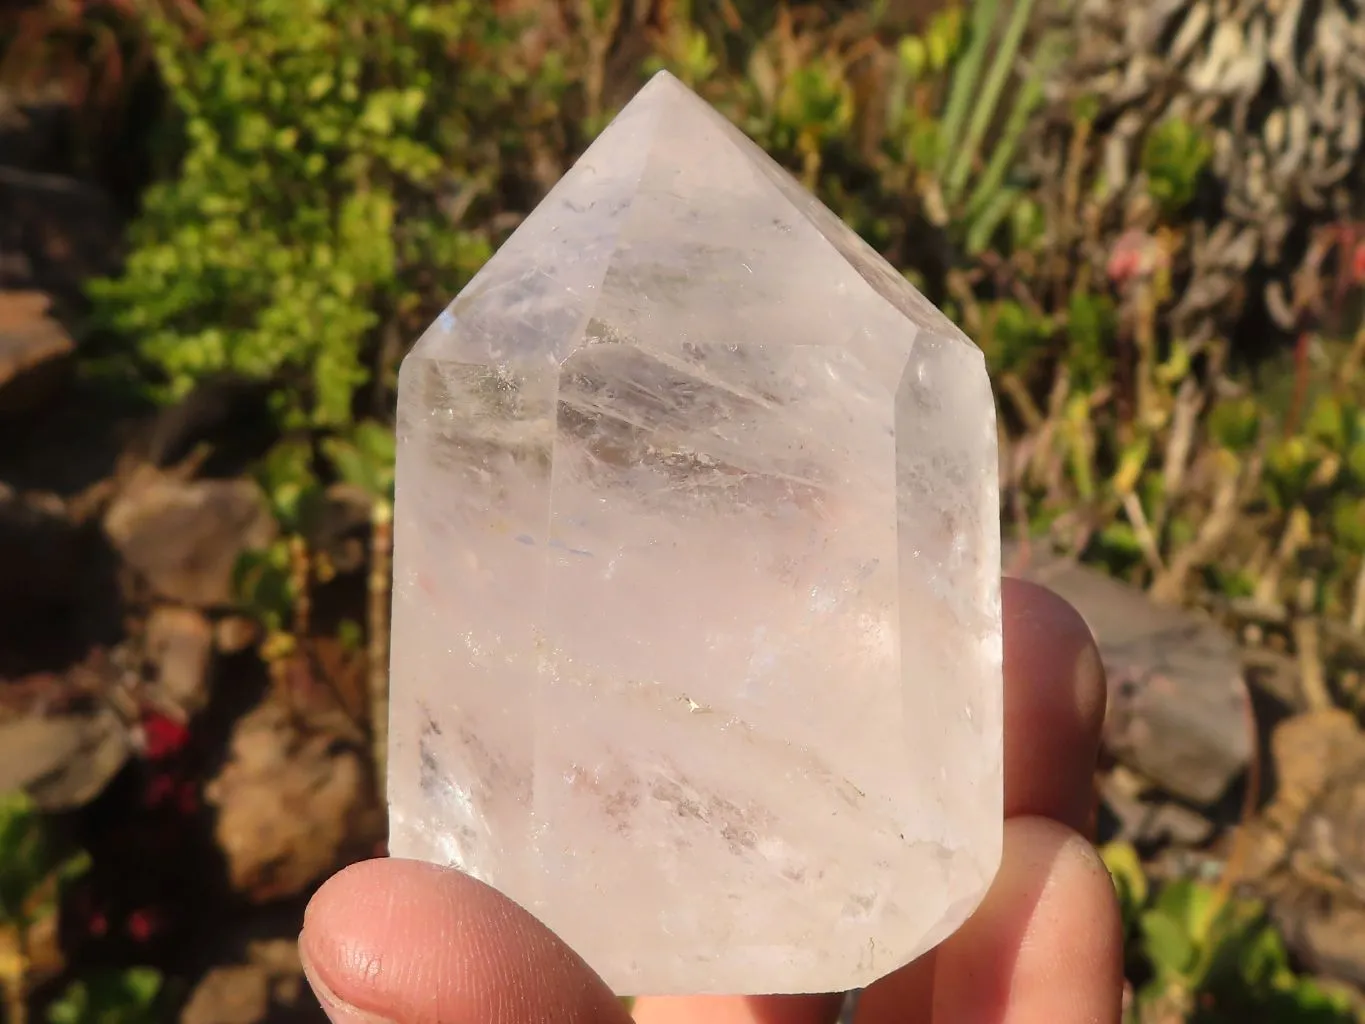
top-left (3, 0), bottom-right (1365, 1020)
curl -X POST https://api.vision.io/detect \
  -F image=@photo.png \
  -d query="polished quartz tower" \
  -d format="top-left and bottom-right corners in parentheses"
top-left (387, 70), bottom-right (1003, 995)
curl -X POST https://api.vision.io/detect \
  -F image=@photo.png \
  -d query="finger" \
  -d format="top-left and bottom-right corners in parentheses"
top-left (1000, 577), bottom-right (1106, 831)
top-left (632, 995), bottom-right (846, 1024)
top-left (855, 579), bottom-right (1108, 1022)
top-left (855, 818), bottom-right (1122, 1024)
top-left (298, 858), bottom-right (631, 1024)
top-left (929, 816), bottom-right (1124, 1024)
top-left (642, 579), bottom-right (1108, 1024)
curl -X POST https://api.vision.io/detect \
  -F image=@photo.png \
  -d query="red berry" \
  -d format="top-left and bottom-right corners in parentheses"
top-left (1350, 240), bottom-right (1365, 285)
top-left (141, 714), bottom-right (190, 760)
top-left (126, 908), bottom-right (162, 942)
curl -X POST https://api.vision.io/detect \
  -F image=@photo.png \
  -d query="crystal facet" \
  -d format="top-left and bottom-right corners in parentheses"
top-left (387, 70), bottom-right (1003, 996)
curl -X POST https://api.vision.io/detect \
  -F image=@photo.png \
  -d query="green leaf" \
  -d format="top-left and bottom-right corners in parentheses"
top-left (1265, 436), bottom-right (1321, 508)
top-left (1141, 117), bottom-right (1212, 214)
top-left (964, 185), bottom-right (1020, 255)
top-left (337, 619), bottom-right (365, 651)
top-left (944, 0), bottom-right (1040, 203)
top-left (980, 299), bottom-right (1052, 376)
top-left (1306, 395), bottom-right (1347, 449)
top-left (1140, 907), bottom-right (1197, 979)
top-left (1347, 440), bottom-right (1365, 484)
top-left (1153, 877), bottom-right (1217, 945)
top-left (88, 0), bottom-right (500, 428)
top-left (45, 968), bottom-right (163, 1024)
top-left (233, 541), bottom-right (296, 633)
top-left (1100, 841), bottom-right (1147, 931)
top-left (1065, 290), bottom-right (1117, 391)
top-left (323, 421), bottom-right (396, 503)
top-left (253, 441), bottom-right (323, 533)
top-left (937, 0), bottom-right (1000, 174)
top-left (924, 7), bottom-right (963, 71)
top-left (897, 36), bottom-right (929, 80)
top-left (1330, 495), bottom-right (1365, 553)
top-left (0, 792), bottom-right (89, 949)
top-left (1097, 521), bottom-right (1144, 564)
top-left (354, 421), bottom-right (397, 468)
top-left (1208, 397), bottom-right (1261, 452)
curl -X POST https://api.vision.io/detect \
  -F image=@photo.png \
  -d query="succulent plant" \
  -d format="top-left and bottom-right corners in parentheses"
top-left (1035, 0), bottom-right (1365, 339)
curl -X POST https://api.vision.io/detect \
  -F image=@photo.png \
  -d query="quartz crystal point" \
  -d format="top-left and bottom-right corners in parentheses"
top-left (387, 70), bottom-right (1003, 996)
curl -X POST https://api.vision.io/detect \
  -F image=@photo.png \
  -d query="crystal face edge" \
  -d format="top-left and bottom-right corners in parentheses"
top-left (387, 68), bottom-right (1004, 996)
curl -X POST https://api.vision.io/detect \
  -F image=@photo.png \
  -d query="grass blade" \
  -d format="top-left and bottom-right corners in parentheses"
top-left (945, 0), bottom-right (1037, 202)
top-left (935, 0), bottom-right (1000, 175)
top-left (964, 29), bottom-right (1063, 219)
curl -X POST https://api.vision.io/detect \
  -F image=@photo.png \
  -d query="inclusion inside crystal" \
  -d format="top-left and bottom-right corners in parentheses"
top-left (387, 70), bottom-right (1003, 996)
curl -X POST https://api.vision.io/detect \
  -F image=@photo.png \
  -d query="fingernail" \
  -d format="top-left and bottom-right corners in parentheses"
top-left (299, 938), bottom-right (396, 1024)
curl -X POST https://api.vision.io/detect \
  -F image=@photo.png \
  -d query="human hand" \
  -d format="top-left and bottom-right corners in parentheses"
top-left (298, 578), bottom-right (1124, 1024)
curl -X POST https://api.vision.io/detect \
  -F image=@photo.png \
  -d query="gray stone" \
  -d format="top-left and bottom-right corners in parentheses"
top-left (0, 708), bottom-right (130, 811)
top-left (1007, 542), bottom-right (1252, 805)
top-left (145, 605), bottom-right (216, 714)
top-left (104, 466), bottom-right (277, 608)
top-left (0, 290), bottom-right (73, 416)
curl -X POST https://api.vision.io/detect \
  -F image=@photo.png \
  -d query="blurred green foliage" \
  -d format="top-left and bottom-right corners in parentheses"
top-left (45, 969), bottom-right (164, 1024)
top-left (1104, 843), bottom-right (1356, 1023)
top-left (0, 793), bottom-right (93, 1024)
top-left (87, 0), bottom-right (528, 427)
top-left (1141, 118), bottom-right (1213, 216)
top-left (60, 0), bottom-right (1362, 654)
top-left (0, 792), bottom-right (89, 950)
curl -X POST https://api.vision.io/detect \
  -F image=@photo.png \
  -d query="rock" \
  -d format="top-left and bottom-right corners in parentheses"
top-left (1279, 900), bottom-right (1365, 991)
top-left (206, 699), bottom-right (376, 903)
top-left (247, 937), bottom-right (304, 984)
top-left (138, 374), bottom-right (276, 475)
top-left (145, 606), bottom-right (215, 714)
top-left (1007, 543), bottom-right (1253, 805)
top-left (1240, 710), bottom-right (1365, 988)
top-left (0, 290), bottom-right (74, 416)
top-left (247, 938), bottom-right (308, 1011)
top-left (314, 482), bottom-right (375, 575)
top-left (179, 965), bottom-right (270, 1024)
top-left (1262, 710), bottom-right (1365, 840)
top-left (214, 615), bottom-right (261, 656)
top-left (104, 466), bottom-right (277, 608)
top-left (1099, 773), bottom-right (1217, 848)
top-left (179, 939), bottom-right (312, 1024)
top-left (1308, 761), bottom-right (1365, 901)
top-left (0, 707), bottom-right (130, 811)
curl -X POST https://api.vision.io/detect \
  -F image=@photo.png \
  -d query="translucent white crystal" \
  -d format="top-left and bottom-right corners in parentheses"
top-left (387, 70), bottom-right (1003, 996)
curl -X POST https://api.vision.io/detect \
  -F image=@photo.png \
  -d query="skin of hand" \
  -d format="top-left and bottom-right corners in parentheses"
top-left (298, 578), bottom-right (1124, 1024)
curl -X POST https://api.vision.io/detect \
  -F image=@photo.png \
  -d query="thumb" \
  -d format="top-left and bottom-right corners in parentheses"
top-left (299, 858), bottom-right (631, 1024)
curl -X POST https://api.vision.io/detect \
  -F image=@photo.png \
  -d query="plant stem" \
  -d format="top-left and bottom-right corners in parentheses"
top-left (936, 0), bottom-right (998, 174)
top-left (2, 974), bottom-right (23, 1024)
top-left (964, 184), bottom-right (1018, 254)
top-left (964, 30), bottom-right (1062, 221)
top-left (288, 534), bottom-right (312, 638)
top-left (1, 929), bottom-right (28, 1024)
top-left (368, 501), bottom-right (394, 797)
top-left (945, 0), bottom-right (1037, 202)
top-left (1350, 556), bottom-right (1365, 634)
